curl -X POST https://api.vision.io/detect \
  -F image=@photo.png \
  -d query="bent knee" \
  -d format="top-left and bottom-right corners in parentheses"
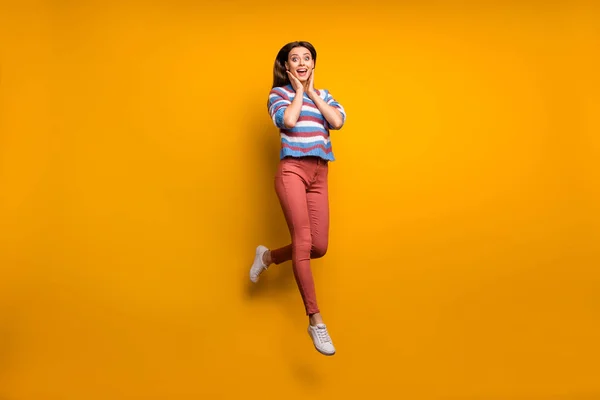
top-left (311, 243), bottom-right (328, 259)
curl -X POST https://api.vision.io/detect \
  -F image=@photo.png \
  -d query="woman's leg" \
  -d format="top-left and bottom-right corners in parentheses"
top-left (290, 158), bottom-right (334, 356)
top-left (267, 160), bottom-right (329, 267)
top-left (304, 159), bottom-right (329, 326)
top-left (273, 160), bottom-right (320, 316)
top-left (249, 158), bottom-right (325, 284)
top-left (251, 157), bottom-right (334, 355)
top-left (268, 244), bottom-right (292, 265)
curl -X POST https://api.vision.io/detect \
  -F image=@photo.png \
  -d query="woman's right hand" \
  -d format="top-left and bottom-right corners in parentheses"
top-left (287, 71), bottom-right (303, 93)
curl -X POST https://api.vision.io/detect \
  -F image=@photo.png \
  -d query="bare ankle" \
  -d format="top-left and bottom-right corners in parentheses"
top-left (262, 250), bottom-right (272, 266)
top-left (309, 313), bottom-right (324, 326)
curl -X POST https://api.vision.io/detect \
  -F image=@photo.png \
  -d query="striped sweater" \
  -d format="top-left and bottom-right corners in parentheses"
top-left (267, 84), bottom-right (346, 161)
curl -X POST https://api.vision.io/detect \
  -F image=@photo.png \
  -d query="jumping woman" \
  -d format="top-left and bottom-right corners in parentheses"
top-left (250, 41), bottom-right (346, 356)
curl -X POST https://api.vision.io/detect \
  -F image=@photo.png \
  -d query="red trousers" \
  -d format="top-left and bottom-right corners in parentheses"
top-left (270, 156), bottom-right (329, 316)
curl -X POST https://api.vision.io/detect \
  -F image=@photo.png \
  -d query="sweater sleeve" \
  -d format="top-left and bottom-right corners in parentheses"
top-left (324, 90), bottom-right (346, 130)
top-left (267, 88), bottom-right (292, 129)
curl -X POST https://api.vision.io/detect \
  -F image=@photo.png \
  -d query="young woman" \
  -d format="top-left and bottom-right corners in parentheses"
top-left (249, 41), bottom-right (346, 356)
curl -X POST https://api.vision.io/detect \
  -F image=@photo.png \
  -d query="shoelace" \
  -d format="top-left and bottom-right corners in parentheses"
top-left (317, 328), bottom-right (332, 343)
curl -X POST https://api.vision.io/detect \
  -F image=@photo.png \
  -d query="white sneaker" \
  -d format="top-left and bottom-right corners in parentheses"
top-left (308, 323), bottom-right (336, 356)
top-left (249, 245), bottom-right (269, 283)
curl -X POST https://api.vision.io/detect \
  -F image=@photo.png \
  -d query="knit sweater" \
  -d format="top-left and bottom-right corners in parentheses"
top-left (267, 84), bottom-right (346, 161)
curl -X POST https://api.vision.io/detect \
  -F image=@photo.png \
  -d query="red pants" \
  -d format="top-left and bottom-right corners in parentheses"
top-left (270, 156), bottom-right (329, 316)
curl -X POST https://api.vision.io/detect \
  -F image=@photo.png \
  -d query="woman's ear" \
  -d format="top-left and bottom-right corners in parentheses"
top-left (285, 61), bottom-right (289, 71)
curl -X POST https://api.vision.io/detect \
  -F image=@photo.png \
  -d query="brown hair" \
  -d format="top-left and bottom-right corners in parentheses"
top-left (271, 41), bottom-right (317, 88)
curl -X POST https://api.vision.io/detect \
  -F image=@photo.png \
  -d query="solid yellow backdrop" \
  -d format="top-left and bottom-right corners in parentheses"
top-left (1, 0), bottom-right (599, 398)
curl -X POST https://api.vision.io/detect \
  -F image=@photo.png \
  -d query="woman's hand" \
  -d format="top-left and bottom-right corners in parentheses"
top-left (287, 71), bottom-right (303, 94)
top-left (282, 70), bottom-right (305, 128)
top-left (307, 70), bottom-right (344, 130)
top-left (307, 68), bottom-right (316, 96)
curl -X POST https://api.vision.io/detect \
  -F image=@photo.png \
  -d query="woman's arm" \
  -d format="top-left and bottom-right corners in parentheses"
top-left (308, 91), bottom-right (344, 130)
top-left (306, 69), bottom-right (345, 130)
top-left (282, 74), bottom-right (305, 128)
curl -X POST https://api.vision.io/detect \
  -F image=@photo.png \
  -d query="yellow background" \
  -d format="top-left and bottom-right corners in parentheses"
top-left (1, 0), bottom-right (599, 398)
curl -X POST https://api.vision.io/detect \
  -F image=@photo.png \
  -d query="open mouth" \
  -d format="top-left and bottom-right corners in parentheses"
top-left (297, 68), bottom-right (308, 77)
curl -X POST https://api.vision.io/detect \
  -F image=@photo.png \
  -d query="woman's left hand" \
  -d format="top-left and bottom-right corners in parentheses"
top-left (305, 68), bottom-right (344, 129)
top-left (307, 68), bottom-right (316, 96)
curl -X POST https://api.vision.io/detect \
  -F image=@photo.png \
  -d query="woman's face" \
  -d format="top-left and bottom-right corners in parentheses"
top-left (285, 46), bottom-right (314, 83)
